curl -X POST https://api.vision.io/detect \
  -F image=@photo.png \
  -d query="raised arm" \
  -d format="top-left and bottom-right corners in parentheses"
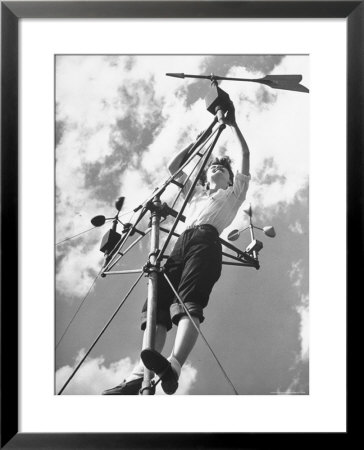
top-left (167, 143), bottom-right (194, 177)
top-left (167, 128), bottom-right (210, 177)
top-left (226, 102), bottom-right (250, 176)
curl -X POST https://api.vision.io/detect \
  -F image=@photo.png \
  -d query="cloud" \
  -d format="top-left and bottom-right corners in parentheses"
top-left (56, 350), bottom-right (134, 395)
top-left (273, 261), bottom-right (309, 394)
top-left (289, 221), bottom-right (304, 234)
top-left (56, 349), bottom-right (197, 395)
top-left (288, 262), bottom-right (309, 362)
top-left (289, 259), bottom-right (305, 289)
top-left (296, 294), bottom-right (309, 362)
top-left (56, 55), bottom-right (309, 300)
top-left (183, 55), bottom-right (284, 106)
top-left (56, 238), bottom-right (103, 298)
top-left (275, 371), bottom-right (308, 395)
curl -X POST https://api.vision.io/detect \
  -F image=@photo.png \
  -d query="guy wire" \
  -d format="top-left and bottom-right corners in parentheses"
top-left (56, 209), bottom-right (136, 246)
top-left (56, 226), bottom-right (98, 246)
top-left (56, 209), bottom-right (140, 350)
top-left (55, 267), bottom-right (103, 350)
top-left (58, 272), bottom-right (144, 395)
top-left (164, 273), bottom-right (239, 395)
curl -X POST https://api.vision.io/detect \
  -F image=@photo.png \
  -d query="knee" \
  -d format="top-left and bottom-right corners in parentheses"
top-left (170, 302), bottom-right (204, 326)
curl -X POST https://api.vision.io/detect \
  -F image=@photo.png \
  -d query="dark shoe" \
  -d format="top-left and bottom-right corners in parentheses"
top-left (141, 348), bottom-right (178, 395)
top-left (102, 378), bottom-right (142, 395)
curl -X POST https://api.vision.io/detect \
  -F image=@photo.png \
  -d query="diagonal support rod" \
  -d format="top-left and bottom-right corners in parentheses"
top-left (157, 122), bottom-right (226, 263)
top-left (100, 120), bottom-right (218, 274)
top-left (101, 206), bottom-right (149, 274)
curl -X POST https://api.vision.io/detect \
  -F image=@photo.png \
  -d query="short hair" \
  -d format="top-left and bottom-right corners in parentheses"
top-left (199, 156), bottom-right (234, 187)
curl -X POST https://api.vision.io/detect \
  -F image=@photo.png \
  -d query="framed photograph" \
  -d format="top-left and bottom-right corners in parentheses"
top-left (1, 1), bottom-right (360, 447)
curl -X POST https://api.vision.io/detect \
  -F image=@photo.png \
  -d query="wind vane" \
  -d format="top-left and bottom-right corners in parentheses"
top-left (166, 72), bottom-right (309, 93)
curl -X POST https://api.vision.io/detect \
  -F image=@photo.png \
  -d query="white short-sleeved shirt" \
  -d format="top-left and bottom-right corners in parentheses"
top-left (181, 171), bottom-right (251, 235)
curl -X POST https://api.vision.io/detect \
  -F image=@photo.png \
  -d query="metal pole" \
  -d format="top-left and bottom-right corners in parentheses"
top-left (141, 195), bottom-right (161, 395)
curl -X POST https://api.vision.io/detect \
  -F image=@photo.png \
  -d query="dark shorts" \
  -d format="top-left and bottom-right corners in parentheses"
top-left (141, 224), bottom-right (222, 331)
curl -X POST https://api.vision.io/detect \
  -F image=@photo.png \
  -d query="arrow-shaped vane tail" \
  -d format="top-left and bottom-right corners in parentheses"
top-left (257, 75), bottom-right (309, 93)
top-left (262, 74), bottom-right (303, 84)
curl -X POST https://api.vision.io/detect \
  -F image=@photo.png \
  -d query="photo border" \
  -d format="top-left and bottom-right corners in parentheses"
top-left (1, 1), bottom-right (361, 447)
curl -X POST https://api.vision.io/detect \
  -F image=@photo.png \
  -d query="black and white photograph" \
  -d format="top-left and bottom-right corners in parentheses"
top-left (2, 0), bottom-right (358, 443)
top-left (55, 54), bottom-right (309, 396)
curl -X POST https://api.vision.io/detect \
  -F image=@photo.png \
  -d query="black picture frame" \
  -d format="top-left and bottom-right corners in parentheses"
top-left (1, 1), bottom-right (360, 448)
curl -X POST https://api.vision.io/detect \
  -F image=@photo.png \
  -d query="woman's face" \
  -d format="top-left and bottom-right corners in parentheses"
top-left (207, 164), bottom-right (231, 188)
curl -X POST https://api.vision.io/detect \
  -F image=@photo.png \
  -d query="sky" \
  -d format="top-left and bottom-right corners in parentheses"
top-left (55, 54), bottom-right (309, 395)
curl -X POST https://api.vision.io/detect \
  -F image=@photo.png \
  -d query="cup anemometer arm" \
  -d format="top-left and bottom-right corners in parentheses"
top-left (226, 203), bottom-right (277, 266)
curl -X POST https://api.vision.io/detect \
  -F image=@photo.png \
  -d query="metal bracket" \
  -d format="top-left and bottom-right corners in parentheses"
top-left (148, 249), bottom-right (160, 261)
top-left (145, 199), bottom-right (162, 214)
top-left (143, 257), bottom-right (161, 275)
top-left (139, 380), bottom-right (156, 395)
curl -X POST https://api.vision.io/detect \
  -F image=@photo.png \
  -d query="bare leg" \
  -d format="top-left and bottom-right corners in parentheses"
top-left (170, 315), bottom-right (200, 367)
top-left (138, 316), bottom-right (200, 393)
